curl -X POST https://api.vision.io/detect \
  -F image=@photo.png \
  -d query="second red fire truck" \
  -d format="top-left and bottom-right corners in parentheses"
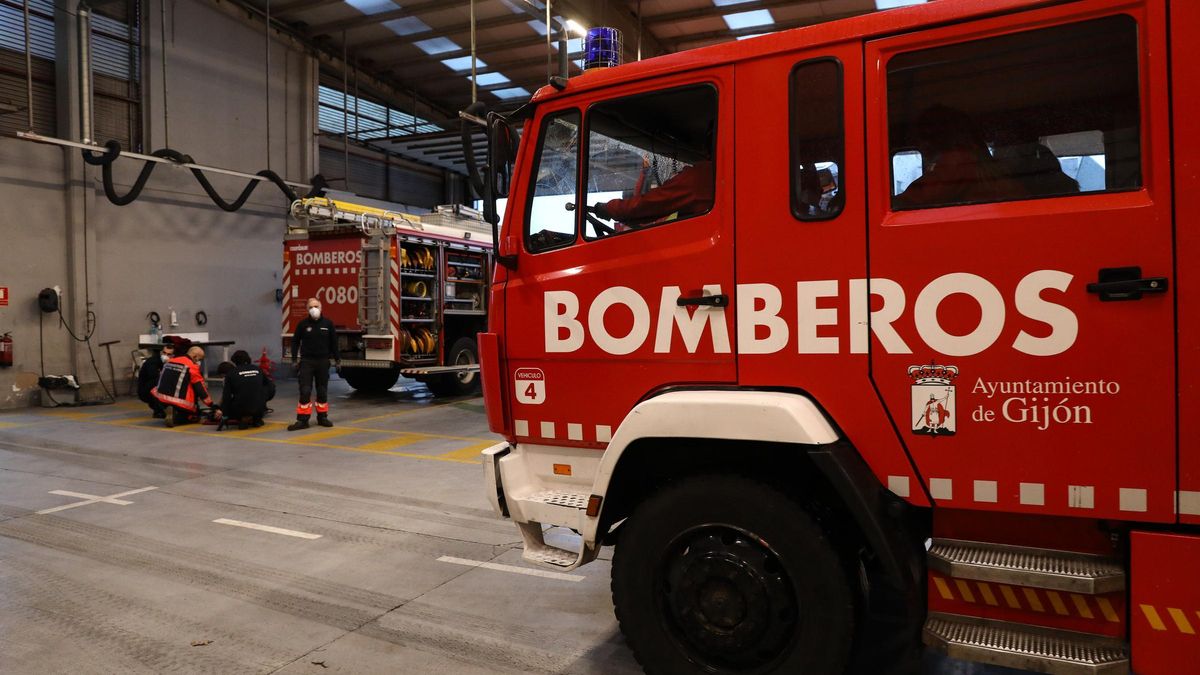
top-left (284, 196), bottom-right (492, 396)
top-left (470, 0), bottom-right (1200, 673)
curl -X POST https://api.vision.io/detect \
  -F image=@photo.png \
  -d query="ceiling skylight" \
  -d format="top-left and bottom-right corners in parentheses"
top-left (492, 86), bottom-right (531, 99)
top-left (723, 9), bottom-right (773, 31)
top-left (876, 0), bottom-right (926, 8)
top-left (473, 72), bottom-right (510, 87)
top-left (344, 0), bottom-right (395, 15)
top-left (382, 16), bottom-right (430, 36)
top-left (442, 56), bottom-right (483, 72)
top-left (414, 37), bottom-right (460, 55)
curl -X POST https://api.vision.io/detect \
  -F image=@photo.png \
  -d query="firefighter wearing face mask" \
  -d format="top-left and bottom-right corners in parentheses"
top-left (289, 298), bottom-right (340, 431)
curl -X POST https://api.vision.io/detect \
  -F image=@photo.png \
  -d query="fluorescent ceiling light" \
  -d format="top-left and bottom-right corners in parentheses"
top-left (492, 87), bottom-right (531, 99)
top-left (442, 56), bottom-right (484, 72)
top-left (723, 9), bottom-right (773, 30)
top-left (344, 0), bottom-right (396, 15)
top-left (414, 37), bottom-right (460, 55)
top-left (712, 0), bottom-right (756, 5)
top-left (875, 0), bottom-right (926, 8)
top-left (473, 72), bottom-right (511, 87)
top-left (383, 16), bottom-right (430, 36)
top-left (566, 19), bottom-right (585, 34)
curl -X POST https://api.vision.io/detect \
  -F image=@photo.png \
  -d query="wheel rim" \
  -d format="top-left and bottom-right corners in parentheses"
top-left (657, 524), bottom-right (799, 672)
top-left (453, 348), bottom-right (477, 385)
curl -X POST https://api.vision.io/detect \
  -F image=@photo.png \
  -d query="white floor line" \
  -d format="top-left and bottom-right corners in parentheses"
top-left (437, 555), bottom-right (585, 582)
top-left (212, 518), bottom-right (323, 540)
top-left (36, 486), bottom-right (158, 515)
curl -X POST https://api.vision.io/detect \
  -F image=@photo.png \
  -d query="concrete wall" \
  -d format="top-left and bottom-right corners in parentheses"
top-left (0, 0), bottom-right (324, 407)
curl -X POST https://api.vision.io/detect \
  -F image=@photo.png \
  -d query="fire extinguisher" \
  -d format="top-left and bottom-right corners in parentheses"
top-left (0, 332), bottom-right (12, 368)
top-left (258, 347), bottom-right (273, 379)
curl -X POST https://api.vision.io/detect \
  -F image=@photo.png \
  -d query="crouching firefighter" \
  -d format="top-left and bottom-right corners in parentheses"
top-left (218, 350), bottom-right (276, 430)
top-left (289, 298), bottom-right (340, 431)
top-left (152, 346), bottom-right (221, 427)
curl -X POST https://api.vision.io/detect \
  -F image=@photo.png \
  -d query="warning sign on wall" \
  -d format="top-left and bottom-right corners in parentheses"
top-left (0, 287), bottom-right (8, 306)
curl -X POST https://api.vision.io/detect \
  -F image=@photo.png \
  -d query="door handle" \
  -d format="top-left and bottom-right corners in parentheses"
top-left (677, 294), bottom-right (729, 307)
top-left (1086, 266), bottom-right (1168, 301)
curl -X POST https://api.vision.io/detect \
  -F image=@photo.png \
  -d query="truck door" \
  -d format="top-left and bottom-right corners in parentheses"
top-left (502, 68), bottom-right (736, 447)
top-left (864, 2), bottom-right (1176, 520)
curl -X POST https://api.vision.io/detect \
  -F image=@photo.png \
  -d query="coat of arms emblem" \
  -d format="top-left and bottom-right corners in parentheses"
top-left (909, 363), bottom-right (958, 436)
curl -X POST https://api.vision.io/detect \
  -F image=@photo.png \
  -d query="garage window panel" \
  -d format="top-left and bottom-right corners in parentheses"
top-left (0, 0), bottom-right (56, 137)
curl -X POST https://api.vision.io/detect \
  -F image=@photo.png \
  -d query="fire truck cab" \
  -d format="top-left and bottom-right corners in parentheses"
top-left (477, 1), bottom-right (1199, 673)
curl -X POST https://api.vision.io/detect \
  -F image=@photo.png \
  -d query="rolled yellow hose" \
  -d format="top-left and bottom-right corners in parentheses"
top-left (403, 280), bottom-right (427, 297)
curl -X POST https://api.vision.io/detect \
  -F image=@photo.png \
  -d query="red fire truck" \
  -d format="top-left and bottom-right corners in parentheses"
top-left (470, 0), bottom-right (1200, 673)
top-left (283, 197), bottom-right (492, 396)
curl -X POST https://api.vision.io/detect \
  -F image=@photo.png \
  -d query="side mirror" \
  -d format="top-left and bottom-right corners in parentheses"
top-left (498, 235), bottom-right (520, 270)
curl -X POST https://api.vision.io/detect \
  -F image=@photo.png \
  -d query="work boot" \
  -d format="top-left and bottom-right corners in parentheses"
top-left (316, 414), bottom-right (333, 428)
top-left (164, 409), bottom-right (175, 428)
top-left (288, 419), bottom-right (309, 431)
top-left (216, 418), bottom-right (227, 432)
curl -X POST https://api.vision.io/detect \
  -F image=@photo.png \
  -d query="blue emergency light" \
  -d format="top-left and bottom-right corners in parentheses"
top-left (584, 27), bottom-right (623, 70)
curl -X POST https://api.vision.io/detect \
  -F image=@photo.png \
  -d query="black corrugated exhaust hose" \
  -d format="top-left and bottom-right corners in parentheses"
top-left (461, 101), bottom-right (488, 200)
top-left (81, 140), bottom-right (300, 210)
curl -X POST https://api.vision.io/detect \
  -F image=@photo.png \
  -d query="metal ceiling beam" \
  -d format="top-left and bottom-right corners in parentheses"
top-left (272, 0), bottom-right (345, 18)
top-left (641, 0), bottom-right (826, 26)
top-left (385, 49), bottom-right (582, 79)
top-left (307, 0), bottom-right (470, 35)
top-left (374, 30), bottom-right (559, 68)
top-left (661, 10), bottom-right (867, 49)
top-left (348, 12), bottom-right (532, 52)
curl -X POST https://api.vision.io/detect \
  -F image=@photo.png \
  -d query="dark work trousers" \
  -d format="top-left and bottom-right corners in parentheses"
top-left (296, 357), bottom-right (331, 420)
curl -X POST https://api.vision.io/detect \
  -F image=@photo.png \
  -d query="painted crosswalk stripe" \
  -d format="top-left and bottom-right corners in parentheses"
top-left (437, 555), bottom-right (584, 582)
top-left (212, 518), bottom-right (322, 539)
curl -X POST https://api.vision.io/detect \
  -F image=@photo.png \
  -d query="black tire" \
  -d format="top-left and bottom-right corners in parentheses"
top-left (424, 337), bottom-right (480, 397)
top-left (612, 475), bottom-right (854, 675)
top-left (341, 367), bottom-right (399, 393)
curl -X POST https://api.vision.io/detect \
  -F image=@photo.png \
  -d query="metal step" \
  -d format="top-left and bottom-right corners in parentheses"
top-left (525, 489), bottom-right (589, 510)
top-left (924, 613), bottom-right (1128, 675)
top-left (929, 539), bottom-right (1124, 594)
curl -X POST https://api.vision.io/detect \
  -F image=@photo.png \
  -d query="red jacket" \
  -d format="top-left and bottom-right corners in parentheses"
top-left (152, 356), bottom-right (212, 412)
top-left (604, 160), bottom-right (715, 225)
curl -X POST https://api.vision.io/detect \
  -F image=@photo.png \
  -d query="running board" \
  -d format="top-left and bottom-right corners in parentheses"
top-left (924, 613), bottom-right (1129, 675)
top-left (511, 488), bottom-right (598, 571)
top-left (929, 539), bottom-right (1125, 594)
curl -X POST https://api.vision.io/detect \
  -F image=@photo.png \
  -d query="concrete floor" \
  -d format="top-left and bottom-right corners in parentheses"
top-left (0, 375), bottom-right (1012, 674)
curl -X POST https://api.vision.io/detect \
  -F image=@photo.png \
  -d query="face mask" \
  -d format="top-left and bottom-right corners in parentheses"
top-left (161, 354), bottom-right (171, 362)
top-left (308, 307), bottom-right (321, 319)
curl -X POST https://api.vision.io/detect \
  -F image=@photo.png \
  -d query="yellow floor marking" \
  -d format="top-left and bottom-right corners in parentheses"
top-left (0, 421), bottom-right (25, 429)
top-left (97, 418), bottom-right (480, 463)
top-left (438, 441), bottom-right (497, 462)
top-left (954, 580), bottom-right (976, 603)
top-left (1046, 591), bottom-right (1069, 616)
top-left (1071, 594), bottom-right (1095, 619)
top-left (932, 577), bottom-right (954, 601)
top-left (1097, 597), bottom-right (1120, 622)
top-left (1000, 585), bottom-right (1021, 609)
top-left (977, 582), bottom-right (998, 607)
top-left (290, 427), bottom-right (358, 443)
top-left (343, 397), bottom-right (481, 425)
top-left (1141, 604), bottom-right (1167, 631)
top-left (356, 435), bottom-right (422, 452)
top-left (220, 422), bottom-right (289, 437)
top-left (1167, 608), bottom-right (1195, 634)
top-left (1023, 588), bottom-right (1045, 612)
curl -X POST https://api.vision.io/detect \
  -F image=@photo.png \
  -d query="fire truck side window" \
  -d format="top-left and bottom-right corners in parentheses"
top-left (790, 58), bottom-right (844, 220)
top-left (581, 85), bottom-right (717, 239)
top-left (887, 14), bottom-right (1141, 211)
top-left (525, 110), bottom-right (581, 253)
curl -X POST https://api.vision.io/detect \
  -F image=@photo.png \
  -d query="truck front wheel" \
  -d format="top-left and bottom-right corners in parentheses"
top-left (340, 367), bottom-right (400, 393)
top-left (611, 475), bottom-right (854, 674)
top-left (424, 337), bottom-right (480, 397)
